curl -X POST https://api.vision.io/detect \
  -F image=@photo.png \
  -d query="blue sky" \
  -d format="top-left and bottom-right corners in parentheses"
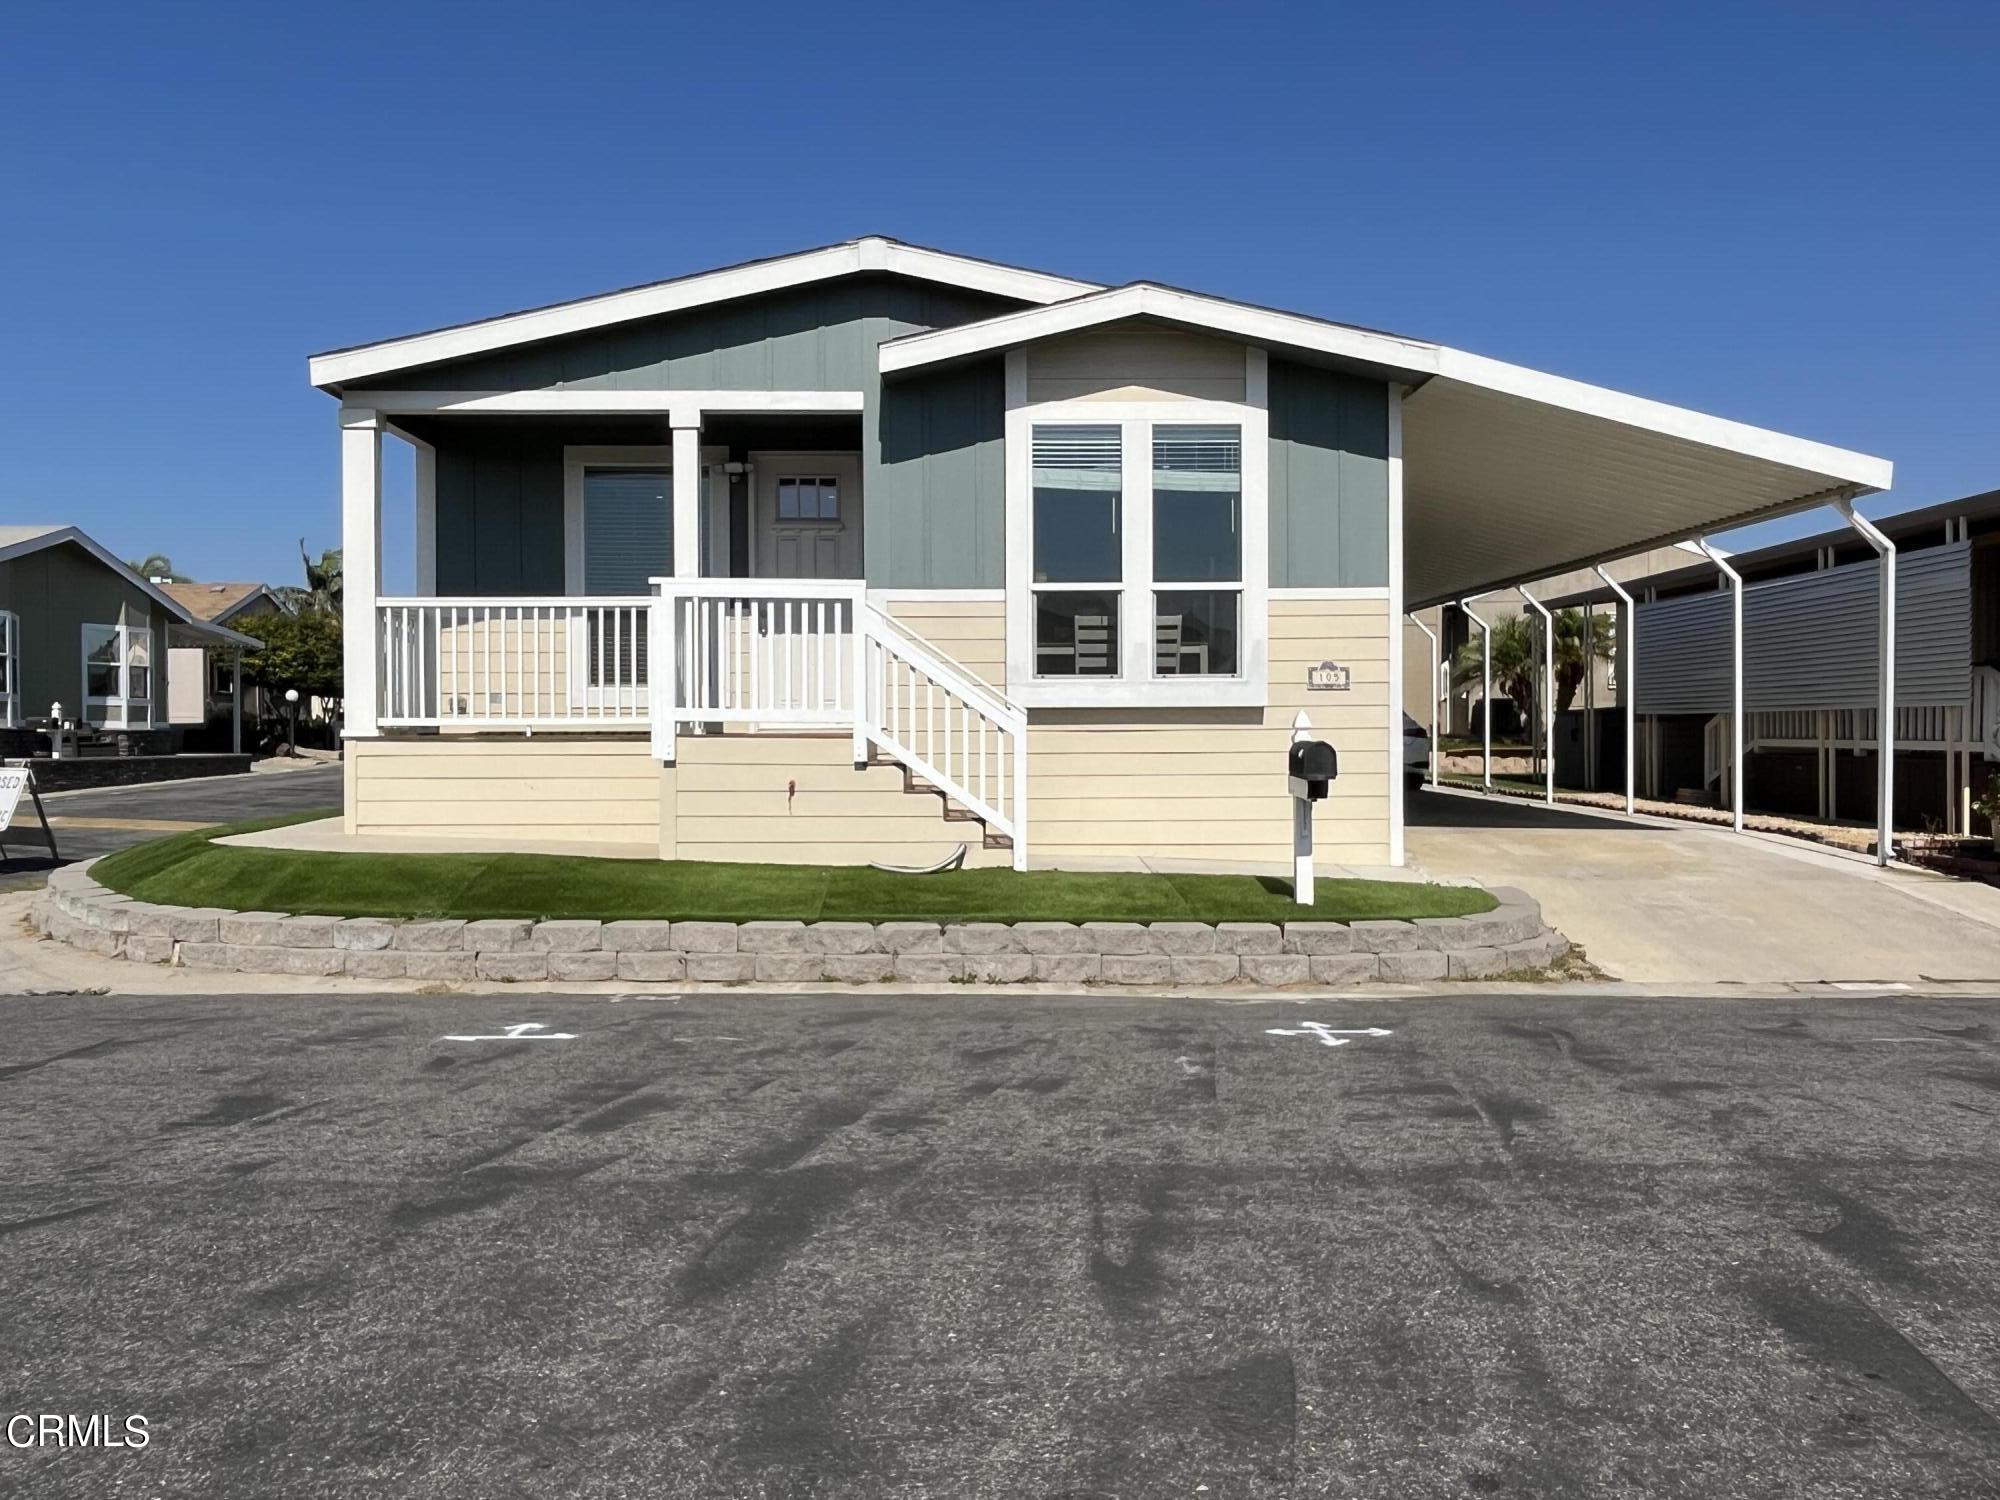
top-left (3, 0), bottom-right (1994, 592)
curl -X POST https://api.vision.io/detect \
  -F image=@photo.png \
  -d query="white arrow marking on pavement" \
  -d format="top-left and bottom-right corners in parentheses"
top-left (1265, 1023), bottom-right (1393, 1048)
top-left (440, 1022), bottom-right (577, 1042)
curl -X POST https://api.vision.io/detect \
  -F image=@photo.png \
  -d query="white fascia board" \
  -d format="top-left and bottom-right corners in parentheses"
top-left (1431, 349), bottom-right (1895, 494)
top-left (342, 389), bottom-right (866, 419)
top-left (309, 238), bottom-right (1101, 389)
top-left (883, 283), bottom-right (1894, 495)
top-left (879, 283), bottom-right (1441, 378)
top-left (0, 525), bottom-right (256, 640)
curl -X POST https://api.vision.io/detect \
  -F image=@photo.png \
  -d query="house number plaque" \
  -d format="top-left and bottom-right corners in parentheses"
top-left (1306, 661), bottom-right (1351, 691)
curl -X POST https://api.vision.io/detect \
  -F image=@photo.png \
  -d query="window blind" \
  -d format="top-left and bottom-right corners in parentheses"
top-left (1033, 425), bottom-right (1122, 492)
top-left (1153, 425), bottom-right (1241, 491)
top-left (583, 469), bottom-right (671, 594)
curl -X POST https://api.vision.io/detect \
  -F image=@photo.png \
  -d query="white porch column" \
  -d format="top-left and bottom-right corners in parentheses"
top-left (1408, 613), bottom-right (1440, 788)
top-left (1693, 540), bottom-right (1745, 832)
top-left (1386, 384), bottom-right (1405, 866)
top-left (672, 414), bottom-right (703, 577)
top-left (340, 409), bottom-right (382, 739)
top-left (1595, 567), bottom-right (1637, 815)
top-left (1518, 584), bottom-right (1555, 807)
top-left (1839, 498), bottom-right (1897, 866)
top-left (231, 650), bottom-right (242, 755)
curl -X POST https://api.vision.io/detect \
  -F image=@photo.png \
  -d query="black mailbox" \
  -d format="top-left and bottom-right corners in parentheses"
top-left (1288, 739), bottom-right (1338, 802)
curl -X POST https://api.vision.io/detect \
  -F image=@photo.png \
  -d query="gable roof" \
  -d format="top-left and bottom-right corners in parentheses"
top-left (158, 580), bottom-right (287, 624)
top-left (0, 525), bottom-right (263, 648)
top-left (308, 236), bottom-right (1102, 389)
top-left (878, 281), bottom-right (1894, 607)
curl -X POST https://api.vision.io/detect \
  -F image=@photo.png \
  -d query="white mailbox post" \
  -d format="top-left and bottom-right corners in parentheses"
top-left (1288, 710), bottom-right (1339, 906)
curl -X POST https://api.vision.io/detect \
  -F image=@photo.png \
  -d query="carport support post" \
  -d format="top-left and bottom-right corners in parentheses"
top-left (1518, 585), bottom-right (1555, 806)
top-left (1693, 540), bottom-right (1745, 833)
top-left (1459, 599), bottom-right (1494, 791)
top-left (1839, 498), bottom-right (1897, 866)
top-left (1407, 613), bottom-right (1440, 786)
top-left (1595, 567), bottom-right (1637, 815)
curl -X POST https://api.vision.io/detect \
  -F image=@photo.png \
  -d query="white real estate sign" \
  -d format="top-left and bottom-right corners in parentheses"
top-left (0, 766), bottom-right (27, 832)
top-left (0, 764), bottom-right (57, 856)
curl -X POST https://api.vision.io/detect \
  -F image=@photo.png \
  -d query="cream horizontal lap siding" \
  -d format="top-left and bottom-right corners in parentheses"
top-left (667, 734), bottom-right (1010, 867)
top-left (881, 595), bottom-right (1007, 693)
top-left (1026, 597), bottom-right (1391, 866)
top-left (428, 615), bottom-right (578, 720)
top-left (345, 737), bottom-right (662, 845)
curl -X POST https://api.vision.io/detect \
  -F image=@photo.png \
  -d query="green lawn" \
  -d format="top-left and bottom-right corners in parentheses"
top-left (90, 811), bottom-right (1496, 925)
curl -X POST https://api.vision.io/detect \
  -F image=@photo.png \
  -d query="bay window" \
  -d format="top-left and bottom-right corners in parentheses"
top-left (1011, 387), bottom-right (1266, 707)
top-left (82, 619), bottom-right (152, 728)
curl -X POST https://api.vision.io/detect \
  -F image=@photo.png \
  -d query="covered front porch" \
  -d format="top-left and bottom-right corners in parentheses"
top-left (339, 391), bottom-right (1028, 864)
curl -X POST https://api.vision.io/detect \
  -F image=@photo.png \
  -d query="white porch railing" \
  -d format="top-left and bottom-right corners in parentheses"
top-left (378, 598), bottom-right (656, 727)
top-left (377, 582), bottom-right (1030, 865)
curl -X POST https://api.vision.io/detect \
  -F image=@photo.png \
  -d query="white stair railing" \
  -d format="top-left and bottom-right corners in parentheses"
top-left (649, 579), bottom-right (1030, 869)
top-left (859, 605), bottom-right (1028, 870)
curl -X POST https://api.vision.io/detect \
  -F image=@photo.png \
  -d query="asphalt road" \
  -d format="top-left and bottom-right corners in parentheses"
top-left (3, 991), bottom-right (1998, 1497)
top-left (0, 766), bottom-right (342, 890)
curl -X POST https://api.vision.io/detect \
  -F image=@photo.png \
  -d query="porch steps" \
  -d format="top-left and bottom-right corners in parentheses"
top-left (667, 733), bottom-right (1012, 868)
top-left (892, 761), bottom-right (1014, 850)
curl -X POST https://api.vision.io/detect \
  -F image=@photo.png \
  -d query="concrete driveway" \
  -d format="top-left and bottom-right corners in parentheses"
top-left (1408, 787), bottom-right (2000, 985)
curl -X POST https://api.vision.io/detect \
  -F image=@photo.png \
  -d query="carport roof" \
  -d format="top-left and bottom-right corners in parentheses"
top-left (879, 282), bottom-right (1894, 610)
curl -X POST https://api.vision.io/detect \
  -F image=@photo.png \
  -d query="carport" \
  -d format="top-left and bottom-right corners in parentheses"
top-left (1395, 363), bottom-right (1897, 864)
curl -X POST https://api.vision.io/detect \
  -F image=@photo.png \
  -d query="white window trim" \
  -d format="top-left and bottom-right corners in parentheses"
top-left (1004, 347), bottom-right (1269, 708)
top-left (562, 445), bottom-right (726, 596)
top-left (0, 609), bottom-right (18, 728)
top-left (81, 618), bottom-right (153, 730)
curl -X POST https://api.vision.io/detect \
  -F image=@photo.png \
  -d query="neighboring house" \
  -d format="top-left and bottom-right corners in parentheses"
top-left (1526, 489), bottom-right (2000, 832)
top-left (157, 581), bottom-right (291, 742)
top-left (312, 236), bottom-right (1890, 870)
top-left (0, 525), bottom-right (262, 755)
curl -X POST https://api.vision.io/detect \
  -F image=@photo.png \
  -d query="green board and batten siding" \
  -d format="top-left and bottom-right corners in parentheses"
top-left (375, 278), bottom-right (1389, 595)
top-left (0, 542), bottom-right (165, 721)
top-left (871, 359), bottom-right (1006, 588)
top-left (383, 278), bottom-right (1018, 594)
top-left (1267, 359), bottom-right (1390, 589)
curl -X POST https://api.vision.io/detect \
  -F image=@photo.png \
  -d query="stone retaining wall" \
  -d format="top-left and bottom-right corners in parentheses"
top-left (33, 862), bottom-right (1569, 987)
top-left (11, 753), bottom-right (255, 791)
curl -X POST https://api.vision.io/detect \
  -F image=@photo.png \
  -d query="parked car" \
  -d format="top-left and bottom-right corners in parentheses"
top-left (1403, 713), bottom-right (1430, 788)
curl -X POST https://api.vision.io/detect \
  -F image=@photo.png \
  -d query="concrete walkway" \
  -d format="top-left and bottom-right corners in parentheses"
top-left (1408, 786), bottom-right (2000, 985)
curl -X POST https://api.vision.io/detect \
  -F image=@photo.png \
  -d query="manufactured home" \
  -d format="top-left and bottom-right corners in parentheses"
top-left (0, 525), bottom-right (262, 757)
top-left (313, 237), bottom-right (1893, 870)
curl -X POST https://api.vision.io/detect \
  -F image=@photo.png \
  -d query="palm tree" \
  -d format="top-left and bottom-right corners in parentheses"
top-left (1451, 615), bottom-right (1538, 724)
top-left (279, 541), bottom-right (344, 615)
top-left (1453, 608), bottom-right (1616, 739)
